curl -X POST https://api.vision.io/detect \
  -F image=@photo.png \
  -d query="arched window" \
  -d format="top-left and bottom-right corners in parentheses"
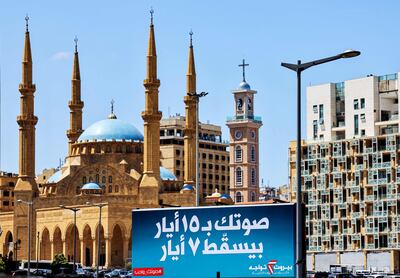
top-left (89, 176), bottom-right (93, 183)
top-left (108, 176), bottom-right (113, 183)
top-left (235, 167), bottom-right (242, 186)
top-left (106, 145), bottom-right (112, 153)
top-left (108, 185), bottom-right (113, 193)
top-left (235, 146), bottom-right (242, 162)
top-left (251, 192), bottom-right (256, 202)
top-left (102, 176), bottom-right (106, 184)
top-left (237, 98), bottom-right (243, 111)
top-left (236, 192), bottom-right (243, 203)
top-left (251, 168), bottom-right (256, 185)
top-left (115, 185), bottom-right (119, 193)
top-left (96, 174), bottom-right (100, 183)
top-left (251, 145), bottom-right (256, 162)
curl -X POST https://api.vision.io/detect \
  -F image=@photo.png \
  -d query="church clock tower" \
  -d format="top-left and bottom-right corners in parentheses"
top-left (226, 60), bottom-right (262, 203)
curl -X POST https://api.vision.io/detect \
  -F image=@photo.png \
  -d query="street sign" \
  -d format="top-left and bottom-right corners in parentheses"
top-left (132, 203), bottom-right (296, 278)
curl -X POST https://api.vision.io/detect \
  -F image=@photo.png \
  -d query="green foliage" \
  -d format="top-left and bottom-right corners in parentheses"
top-left (51, 253), bottom-right (67, 271)
top-left (0, 256), bottom-right (5, 272)
top-left (125, 261), bottom-right (132, 270)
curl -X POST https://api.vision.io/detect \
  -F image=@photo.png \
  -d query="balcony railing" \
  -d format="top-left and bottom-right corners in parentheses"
top-left (226, 115), bottom-right (262, 123)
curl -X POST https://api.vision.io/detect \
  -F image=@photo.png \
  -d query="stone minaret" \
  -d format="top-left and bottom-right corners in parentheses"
top-left (15, 16), bottom-right (38, 194)
top-left (139, 10), bottom-right (162, 205)
top-left (183, 31), bottom-right (197, 187)
top-left (67, 37), bottom-right (84, 155)
top-left (14, 16), bottom-right (38, 261)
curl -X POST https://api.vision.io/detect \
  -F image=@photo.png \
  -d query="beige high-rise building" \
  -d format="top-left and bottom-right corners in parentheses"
top-left (160, 115), bottom-right (230, 199)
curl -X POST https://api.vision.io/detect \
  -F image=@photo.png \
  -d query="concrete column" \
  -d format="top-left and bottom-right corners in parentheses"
top-left (80, 239), bottom-right (84, 265)
top-left (105, 237), bottom-right (111, 268)
top-left (92, 240), bottom-right (97, 268)
top-left (50, 240), bottom-right (54, 260)
top-left (62, 240), bottom-right (66, 257)
top-left (123, 239), bottom-right (129, 265)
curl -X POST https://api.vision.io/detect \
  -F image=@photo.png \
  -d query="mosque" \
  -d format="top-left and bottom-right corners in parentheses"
top-left (0, 10), bottom-right (262, 268)
top-left (0, 13), bottom-right (198, 268)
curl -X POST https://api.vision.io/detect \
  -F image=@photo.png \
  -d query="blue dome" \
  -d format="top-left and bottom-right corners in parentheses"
top-left (81, 182), bottom-right (101, 190)
top-left (160, 167), bottom-right (177, 181)
top-left (47, 170), bottom-right (62, 183)
top-left (238, 81), bottom-right (251, 90)
top-left (220, 194), bottom-right (232, 199)
top-left (78, 118), bottom-right (143, 142)
top-left (182, 184), bottom-right (194, 191)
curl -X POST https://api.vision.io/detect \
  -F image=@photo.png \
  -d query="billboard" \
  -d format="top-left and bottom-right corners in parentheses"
top-left (132, 204), bottom-right (296, 278)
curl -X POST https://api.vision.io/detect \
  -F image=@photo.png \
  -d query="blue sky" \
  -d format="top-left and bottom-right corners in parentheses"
top-left (1, 1), bottom-right (400, 187)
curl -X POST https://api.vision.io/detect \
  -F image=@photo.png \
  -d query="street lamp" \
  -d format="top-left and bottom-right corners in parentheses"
top-left (16, 199), bottom-right (33, 277)
top-left (188, 91), bottom-right (208, 207)
top-left (59, 205), bottom-right (80, 272)
top-left (86, 202), bottom-right (107, 278)
top-left (281, 49), bottom-right (360, 278)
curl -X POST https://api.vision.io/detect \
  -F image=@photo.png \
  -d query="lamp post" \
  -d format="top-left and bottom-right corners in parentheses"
top-left (16, 199), bottom-right (33, 277)
top-left (281, 49), bottom-right (360, 278)
top-left (86, 202), bottom-right (107, 278)
top-left (59, 205), bottom-right (80, 272)
top-left (188, 91), bottom-right (208, 207)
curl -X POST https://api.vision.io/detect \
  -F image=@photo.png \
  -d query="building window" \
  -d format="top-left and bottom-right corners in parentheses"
top-left (208, 164), bottom-right (213, 170)
top-left (202, 173), bottom-right (207, 179)
top-left (236, 192), bottom-right (243, 203)
top-left (251, 145), bottom-right (256, 162)
top-left (361, 113), bottom-right (366, 123)
top-left (209, 174), bottom-right (213, 180)
top-left (235, 146), bottom-right (242, 162)
top-left (221, 156), bottom-right (226, 161)
top-left (82, 177), bottom-right (87, 184)
top-left (319, 104), bottom-right (324, 123)
top-left (115, 185), bottom-right (119, 193)
top-left (96, 174), bottom-right (99, 183)
top-left (361, 98), bottom-right (365, 109)
top-left (237, 98), bottom-right (243, 111)
top-left (251, 192), bottom-right (256, 202)
top-left (102, 176), bottom-right (106, 183)
top-left (235, 167), bottom-right (242, 186)
top-left (108, 176), bottom-right (113, 183)
top-left (361, 129), bottom-right (365, 136)
top-left (209, 154), bottom-right (213, 160)
top-left (106, 145), bottom-right (111, 153)
top-left (251, 168), bottom-right (256, 185)
top-left (354, 99), bottom-right (359, 110)
top-left (215, 155), bottom-right (220, 160)
top-left (176, 150), bottom-right (181, 156)
top-left (313, 105), bottom-right (318, 114)
top-left (202, 153), bottom-right (206, 159)
top-left (176, 160), bottom-right (181, 166)
top-left (202, 163), bottom-right (206, 169)
top-left (176, 170), bottom-right (180, 176)
top-left (354, 115), bottom-right (359, 135)
top-left (313, 120), bottom-right (318, 140)
top-left (222, 166), bottom-right (226, 171)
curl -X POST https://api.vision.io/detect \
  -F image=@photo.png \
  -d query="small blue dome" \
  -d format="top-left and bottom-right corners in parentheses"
top-left (81, 182), bottom-right (102, 190)
top-left (47, 170), bottom-right (62, 183)
top-left (182, 184), bottom-right (194, 191)
top-left (78, 118), bottom-right (143, 142)
top-left (160, 167), bottom-right (177, 181)
top-left (238, 81), bottom-right (251, 90)
top-left (220, 194), bottom-right (232, 199)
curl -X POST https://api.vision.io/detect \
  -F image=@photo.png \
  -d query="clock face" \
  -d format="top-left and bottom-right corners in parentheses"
top-left (235, 130), bottom-right (242, 140)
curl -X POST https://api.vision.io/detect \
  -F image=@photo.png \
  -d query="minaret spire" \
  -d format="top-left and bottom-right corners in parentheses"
top-left (184, 30), bottom-right (198, 188)
top-left (67, 36), bottom-right (84, 155)
top-left (16, 15), bottom-right (38, 192)
top-left (139, 9), bottom-right (162, 205)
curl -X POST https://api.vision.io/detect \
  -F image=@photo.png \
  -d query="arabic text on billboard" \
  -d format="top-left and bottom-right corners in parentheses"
top-left (132, 204), bottom-right (296, 278)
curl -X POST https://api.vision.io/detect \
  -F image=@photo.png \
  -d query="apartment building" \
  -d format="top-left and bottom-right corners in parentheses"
top-left (160, 115), bottom-right (230, 198)
top-left (289, 72), bottom-right (400, 272)
top-left (308, 73), bottom-right (399, 142)
top-left (0, 172), bottom-right (18, 212)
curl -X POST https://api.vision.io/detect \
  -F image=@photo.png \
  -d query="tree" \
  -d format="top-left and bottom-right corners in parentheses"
top-left (0, 256), bottom-right (5, 272)
top-left (51, 253), bottom-right (67, 273)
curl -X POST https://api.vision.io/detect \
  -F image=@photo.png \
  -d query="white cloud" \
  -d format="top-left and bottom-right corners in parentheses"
top-left (51, 51), bottom-right (71, 61)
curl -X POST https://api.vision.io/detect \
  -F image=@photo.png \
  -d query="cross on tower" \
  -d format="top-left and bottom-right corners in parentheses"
top-left (238, 59), bottom-right (249, 82)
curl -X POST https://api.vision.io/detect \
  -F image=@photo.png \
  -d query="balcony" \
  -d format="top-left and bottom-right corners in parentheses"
top-left (226, 115), bottom-right (262, 124)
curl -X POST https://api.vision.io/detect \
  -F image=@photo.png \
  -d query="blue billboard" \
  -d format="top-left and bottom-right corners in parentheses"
top-left (132, 204), bottom-right (296, 278)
